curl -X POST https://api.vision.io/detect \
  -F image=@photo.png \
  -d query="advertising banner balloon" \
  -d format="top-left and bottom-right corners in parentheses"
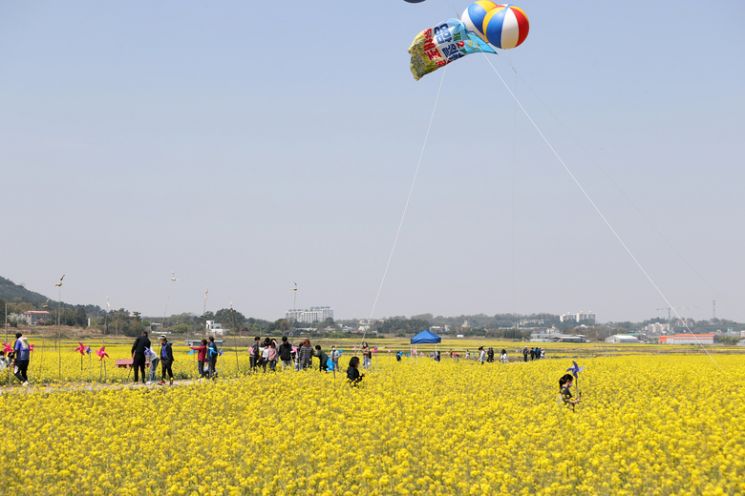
top-left (409, 18), bottom-right (496, 80)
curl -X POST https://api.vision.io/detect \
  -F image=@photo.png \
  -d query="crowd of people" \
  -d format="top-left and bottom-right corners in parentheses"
top-left (2, 330), bottom-right (555, 391)
top-left (128, 331), bottom-right (369, 386)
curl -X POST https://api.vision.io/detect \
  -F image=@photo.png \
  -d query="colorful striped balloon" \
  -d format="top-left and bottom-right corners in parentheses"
top-left (483, 4), bottom-right (529, 50)
top-left (460, 1), bottom-right (500, 41)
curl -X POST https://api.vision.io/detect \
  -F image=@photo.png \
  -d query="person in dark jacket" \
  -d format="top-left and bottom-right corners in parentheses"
top-left (559, 373), bottom-right (580, 411)
top-left (131, 331), bottom-right (150, 384)
top-left (346, 356), bottom-right (364, 385)
top-left (207, 336), bottom-right (219, 379)
top-left (278, 336), bottom-right (293, 369)
top-left (315, 345), bottom-right (329, 372)
top-left (159, 336), bottom-right (175, 385)
top-left (522, 347), bottom-right (529, 362)
top-left (13, 333), bottom-right (31, 385)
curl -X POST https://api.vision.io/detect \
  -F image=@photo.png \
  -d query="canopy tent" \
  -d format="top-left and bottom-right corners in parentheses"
top-left (410, 329), bottom-right (442, 344)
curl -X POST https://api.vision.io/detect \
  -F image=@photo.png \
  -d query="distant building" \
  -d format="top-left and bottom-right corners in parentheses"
top-left (644, 322), bottom-right (671, 334)
top-left (22, 310), bottom-right (51, 326)
top-left (605, 334), bottom-right (640, 344)
top-left (287, 306), bottom-right (334, 324)
top-left (530, 328), bottom-right (588, 343)
top-left (659, 333), bottom-right (715, 345)
top-left (205, 320), bottom-right (225, 336)
top-left (560, 311), bottom-right (596, 325)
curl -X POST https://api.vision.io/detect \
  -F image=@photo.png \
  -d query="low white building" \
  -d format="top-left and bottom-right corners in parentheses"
top-left (605, 334), bottom-right (640, 344)
top-left (205, 320), bottom-right (225, 335)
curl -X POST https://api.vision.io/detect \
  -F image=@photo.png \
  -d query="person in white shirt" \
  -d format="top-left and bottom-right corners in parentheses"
top-left (145, 347), bottom-right (159, 384)
top-left (478, 346), bottom-right (486, 365)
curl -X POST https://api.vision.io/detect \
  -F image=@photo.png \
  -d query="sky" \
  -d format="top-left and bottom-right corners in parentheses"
top-left (1, 1), bottom-right (744, 323)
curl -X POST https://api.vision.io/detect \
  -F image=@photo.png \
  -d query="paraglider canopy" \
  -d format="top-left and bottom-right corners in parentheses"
top-left (410, 329), bottom-right (442, 344)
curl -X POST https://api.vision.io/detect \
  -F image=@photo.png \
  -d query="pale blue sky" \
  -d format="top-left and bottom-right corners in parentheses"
top-left (1, 1), bottom-right (744, 322)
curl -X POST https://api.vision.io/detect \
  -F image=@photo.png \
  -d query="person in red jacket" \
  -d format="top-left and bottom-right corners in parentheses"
top-left (190, 339), bottom-right (208, 378)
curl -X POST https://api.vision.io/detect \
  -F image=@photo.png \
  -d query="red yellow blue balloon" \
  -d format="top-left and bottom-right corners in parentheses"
top-left (483, 4), bottom-right (529, 49)
top-left (461, 1), bottom-right (500, 41)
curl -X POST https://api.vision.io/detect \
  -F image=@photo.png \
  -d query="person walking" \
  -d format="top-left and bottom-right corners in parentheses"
top-left (361, 342), bottom-right (372, 370)
top-left (190, 339), bottom-right (208, 378)
top-left (487, 347), bottom-right (494, 363)
top-left (278, 336), bottom-right (293, 369)
top-left (522, 347), bottom-right (529, 362)
top-left (267, 341), bottom-right (278, 371)
top-left (259, 341), bottom-right (270, 372)
top-left (331, 346), bottom-right (341, 370)
top-left (207, 336), bottom-right (220, 379)
top-left (13, 333), bottom-right (30, 385)
top-left (478, 346), bottom-right (486, 365)
top-left (159, 336), bottom-right (175, 386)
top-left (500, 349), bottom-right (508, 364)
top-left (145, 346), bottom-right (159, 385)
top-left (131, 331), bottom-right (150, 384)
top-left (249, 336), bottom-right (260, 371)
top-left (298, 339), bottom-right (313, 370)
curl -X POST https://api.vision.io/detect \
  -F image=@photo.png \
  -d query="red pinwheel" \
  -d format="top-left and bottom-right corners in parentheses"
top-left (96, 346), bottom-right (109, 361)
top-left (2, 342), bottom-right (12, 354)
top-left (75, 342), bottom-right (87, 355)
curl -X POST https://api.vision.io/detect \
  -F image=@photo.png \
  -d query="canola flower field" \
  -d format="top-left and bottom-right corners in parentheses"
top-left (1, 343), bottom-right (744, 495)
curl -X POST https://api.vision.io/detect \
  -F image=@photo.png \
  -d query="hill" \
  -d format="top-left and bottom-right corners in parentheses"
top-left (0, 275), bottom-right (54, 307)
top-left (0, 275), bottom-right (103, 316)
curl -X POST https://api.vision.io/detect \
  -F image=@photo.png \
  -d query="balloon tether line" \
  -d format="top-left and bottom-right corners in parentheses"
top-left (362, 66), bottom-right (448, 345)
top-left (482, 55), bottom-right (720, 369)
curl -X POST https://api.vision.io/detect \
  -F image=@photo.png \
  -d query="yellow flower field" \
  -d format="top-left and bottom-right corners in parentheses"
top-left (1, 351), bottom-right (744, 495)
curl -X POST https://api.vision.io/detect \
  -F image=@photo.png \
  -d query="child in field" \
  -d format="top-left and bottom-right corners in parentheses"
top-left (346, 356), bottom-right (364, 385)
top-left (559, 373), bottom-right (580, 410)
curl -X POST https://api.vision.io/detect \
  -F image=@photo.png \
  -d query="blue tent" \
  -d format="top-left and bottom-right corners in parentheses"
top-left (410, 329), bottom-right (442, 344)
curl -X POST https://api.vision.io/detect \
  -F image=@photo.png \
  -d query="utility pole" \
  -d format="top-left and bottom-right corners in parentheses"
top-left (55, 274), bottom-right (65, 380)
top-left (290, 282), bottom-right (299, 334)
top-left (4, 300), bottom-right (8, 344)
top-left (712, 299), bottom-right (717, 321)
